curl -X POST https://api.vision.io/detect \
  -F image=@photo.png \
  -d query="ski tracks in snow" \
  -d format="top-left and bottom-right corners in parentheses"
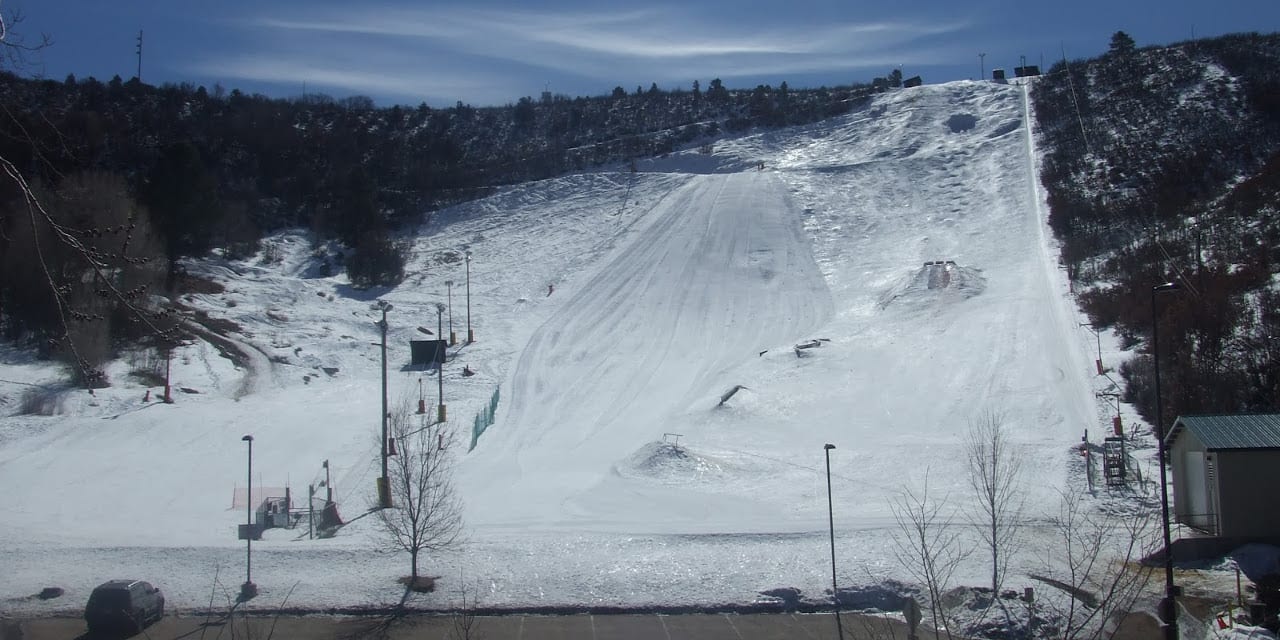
top-left (467, 172), bottom-right (833, 525)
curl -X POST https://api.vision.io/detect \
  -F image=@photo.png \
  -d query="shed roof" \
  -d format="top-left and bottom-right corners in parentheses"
top-left (1166, 414), bottom-right (1280, 450)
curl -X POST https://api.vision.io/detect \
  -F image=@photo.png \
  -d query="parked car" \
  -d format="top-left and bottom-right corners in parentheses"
top-left (84, 579), bottom-right (165, 633)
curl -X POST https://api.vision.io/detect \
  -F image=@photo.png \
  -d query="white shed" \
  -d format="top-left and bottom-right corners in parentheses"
top-left (1165, 414), bottom-right (1280, 538)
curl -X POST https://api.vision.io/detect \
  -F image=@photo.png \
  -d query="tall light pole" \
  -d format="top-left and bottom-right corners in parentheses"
top-left (240, 434), bottom-right (256, 600)
top-left (445, 280), bottom-right (456, 345)
top-left (465, 252), bottom-right (474, 343)
top-left (1151, 281), bottom-right (1181, 640)
top-left (436, 302), bottom-right (447, 422)
top-left (824, 443), bottom-right (844, 640)
top-left (375, 301), bottom-right (393, 508)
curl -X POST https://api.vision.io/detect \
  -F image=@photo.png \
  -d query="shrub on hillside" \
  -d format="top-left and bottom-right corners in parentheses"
top-left (347, 232), bottom-right (406, 288)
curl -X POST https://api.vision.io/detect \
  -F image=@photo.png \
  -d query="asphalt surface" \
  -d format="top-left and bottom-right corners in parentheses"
top-left (2, 611), bottom-right (939, 640)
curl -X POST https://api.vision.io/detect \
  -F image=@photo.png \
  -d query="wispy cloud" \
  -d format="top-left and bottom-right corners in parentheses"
top-left (188, 3), bottom-right (972, 104)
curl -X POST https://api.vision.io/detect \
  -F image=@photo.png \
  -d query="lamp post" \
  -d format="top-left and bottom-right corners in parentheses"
top-left (436, 302), bottom-right (447, 422)
top-left (375, 301), bottom-right (393, 508)
top-left (445, 280), bottom-right (456, 346)
top-left (1151, 281), bottom-right (1181, 639)
top-left (824, 443), bottom-right (844, 639)
top-left (240, 434), bottom-right (256, 600)
top-left (465, 251), bottom-right (474, 343)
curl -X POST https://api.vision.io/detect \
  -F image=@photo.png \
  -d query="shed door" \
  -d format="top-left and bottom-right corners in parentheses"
top-left (1184, 451), bottom-right (1211, 529)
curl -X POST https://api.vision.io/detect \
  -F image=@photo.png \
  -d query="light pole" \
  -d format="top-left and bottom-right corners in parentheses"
top-left (824, 443), bottom-right (844, 639)
top-left (240, 434), bottom-right (256, 600)
top-left (465, 251), bottom-right (474, 343)
top-left (445, 280), bottom-right (456, 345)
top-left (164, 343), bottom-right (174, 404)
top-left (1151, 281), bottom-right (1181, 639)
top-left (436, 302), bottom-right (447, 422)
top-left (375, 301), bottom-right (393, 508)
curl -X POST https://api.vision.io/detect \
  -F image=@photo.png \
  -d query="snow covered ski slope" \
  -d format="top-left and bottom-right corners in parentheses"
top-left (463, 171), bottom-right (834, 529)
top-left (0, 81), bottom-right (1104, 612)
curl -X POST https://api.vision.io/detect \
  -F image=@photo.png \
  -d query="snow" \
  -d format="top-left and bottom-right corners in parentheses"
top-left (0, 81), bottom-right (1154, 617)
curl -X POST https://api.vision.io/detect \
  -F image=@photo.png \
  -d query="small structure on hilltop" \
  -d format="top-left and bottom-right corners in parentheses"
top-left (1165, 414), bottom-right (1280, 538)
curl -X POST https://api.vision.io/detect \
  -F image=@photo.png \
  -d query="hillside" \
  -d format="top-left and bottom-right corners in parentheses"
top-left (0, 71), bottom-right (882, 382)
top-left (1031, 32), bottom-right (1280, 425)
top-left (0, 80), bottom-right (1111, 622)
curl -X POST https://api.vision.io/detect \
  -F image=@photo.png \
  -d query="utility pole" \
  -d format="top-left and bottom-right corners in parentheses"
top-left (164, 342), bottom-right (173, 403)
top-left (308, 483), bottom-right (315, 540)
top-left (445, 280), bottom-right (455, 345)
top-left (135, 30), bottom-right (143, 82)
top-left (240, 435), bottom-right (256, 600)
top-left (1152, 282), bottom-right (1182, 639)
top-left (465, 252), bottom-right (474, 343)
top-left (436, 303), bottom-right (447, 422)
top-left (375, 301), bottom-right (393, 508)
top-left (824, 444), bottom-right (844, 639)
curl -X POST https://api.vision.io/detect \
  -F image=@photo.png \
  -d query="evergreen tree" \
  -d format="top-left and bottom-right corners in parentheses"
top-left (145, 142), bottom-right (222, 262)
top-left (1109, 31), bottom-right (1136, 56)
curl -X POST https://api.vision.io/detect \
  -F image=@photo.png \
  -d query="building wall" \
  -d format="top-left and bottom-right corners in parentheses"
top-left (1168, 429), bottom-right (1207, 524)
top-left (1216, 450), bottom-right (1280, 537)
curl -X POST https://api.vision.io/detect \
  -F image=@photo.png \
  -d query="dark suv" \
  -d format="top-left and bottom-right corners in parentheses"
top-left (84, 579), bottom-right (165, 633)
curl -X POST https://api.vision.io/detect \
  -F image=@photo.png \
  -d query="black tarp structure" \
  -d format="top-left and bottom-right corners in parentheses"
top-left (410, 339), bottom-right (447, 367)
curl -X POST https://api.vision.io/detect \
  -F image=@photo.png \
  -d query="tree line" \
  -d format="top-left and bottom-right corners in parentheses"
top-left (1031, 31), bottom-right (1280, 425)
top-left (0, 67), bottom-right (899, 384)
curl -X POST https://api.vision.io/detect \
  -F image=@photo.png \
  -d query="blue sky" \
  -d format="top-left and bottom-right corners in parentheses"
top-left (10, 1), bottom-right (1280, 107)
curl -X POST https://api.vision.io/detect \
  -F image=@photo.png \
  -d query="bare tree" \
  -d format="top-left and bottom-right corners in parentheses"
top-left (377, 399), bottom-right (463, 592)
top-left (450, 570), bottom-right (482, 640)
top-left (890, 471), bottom-right (970, 640)
top-left (1032, 490), bottom-right (1158, 640)
top-left (0, 4), bottom-right (52, 68)
top-left (965, 410), bottom-right (1025, 593)
top-left (2, 12), bottom-right (176, 386)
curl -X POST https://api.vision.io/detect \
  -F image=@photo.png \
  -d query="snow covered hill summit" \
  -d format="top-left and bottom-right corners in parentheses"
top-left (1, 80), bottom-right (1109, 614)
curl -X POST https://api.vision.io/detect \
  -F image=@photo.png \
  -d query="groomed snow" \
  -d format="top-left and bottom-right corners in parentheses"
top-left (1, 81), bottom-right (1125, 616)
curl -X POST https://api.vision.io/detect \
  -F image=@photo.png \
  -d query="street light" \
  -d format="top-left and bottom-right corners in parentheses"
top-left (445, 280), bottom-right (456, 345)
top-left (1151, 281), bottom-right (1181, 639)
top-left (435, 302), bottom-right (447, 422)
top-left (240, 434), bottom-right (257, 600)
top-left (374, 301), bottom-right (393, 509)
top-left (824, 443), bottom-right (844, 640)
top-left (465, 251), bottom-right (474, 344)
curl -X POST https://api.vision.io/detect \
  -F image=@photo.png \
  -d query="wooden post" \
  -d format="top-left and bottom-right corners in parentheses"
top-left (308, 484), bottom-right (315, 540)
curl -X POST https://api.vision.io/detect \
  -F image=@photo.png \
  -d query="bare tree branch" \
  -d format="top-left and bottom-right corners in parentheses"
top-left (965, 410), bottom-right (1026, 594)
top-left (376, 397), bottom-right (464, 591)
top-left (890, 471), bottom-right (970, 640)
top-left (1035, 490), bottom-right (1158, 640)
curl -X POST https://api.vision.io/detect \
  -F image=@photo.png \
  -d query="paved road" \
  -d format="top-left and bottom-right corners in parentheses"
top-left (3, 611), bottom-right (939, 640)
